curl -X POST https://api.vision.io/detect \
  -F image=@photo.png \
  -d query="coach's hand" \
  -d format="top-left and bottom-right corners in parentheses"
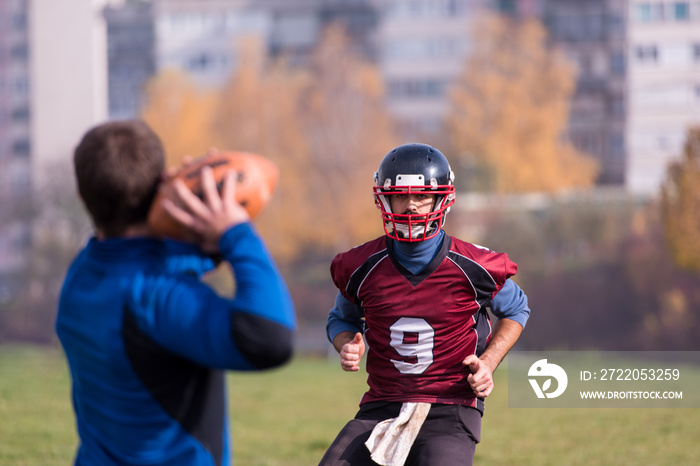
top-left (463, 354), bottom-right (495, 398)
top-left (163, 166), bottom-right (249, 253)
top-left (334, 332), bottom-right (365, 372)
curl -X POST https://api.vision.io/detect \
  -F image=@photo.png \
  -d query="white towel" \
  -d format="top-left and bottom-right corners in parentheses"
top-left (364, 402), bottom-right (431, 466)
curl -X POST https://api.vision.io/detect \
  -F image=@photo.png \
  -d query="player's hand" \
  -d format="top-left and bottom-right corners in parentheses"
top-left (339, 332), bottom-right (365, 372)
top-left (463, 354), bottom-right (495, 398)
top-left (161, 155), bottom-right (195, 183)
top-left (163, 166), bottom-right (249, 253)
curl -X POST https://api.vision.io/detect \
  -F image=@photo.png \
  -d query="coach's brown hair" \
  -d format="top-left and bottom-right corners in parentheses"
top-left (74, 120), bottom-right (165, 237)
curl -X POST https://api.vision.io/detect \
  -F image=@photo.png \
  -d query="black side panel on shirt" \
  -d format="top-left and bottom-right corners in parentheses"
top-left (473, 307), bottom-right (491, 356)
top-left (447, 250), bottom-right (498, 360)
top-left (446, 251), bottom-right (498, 307)
top-left (122, 308), bottom-right (224, 466)
top-left (230, 312), bottom-right (293, 369)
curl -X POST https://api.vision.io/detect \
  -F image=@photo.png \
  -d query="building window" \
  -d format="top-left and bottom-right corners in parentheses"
top-left (610, 134), bottom-right (625, 157)
top-left (608, 13), bottom-right (626, 35)
top-left (187, 53), bottom-right (213, 71)
top-left (12, 139), bottom-right (30, 157)
top-left (11, 107), bottom-right (29, 122)
top-left (383, 0), bottom-right (469, 19)
top-left (11, 13), bottom-right (27, 31)
top-left (609, 95), bottom-right (625, 117)
top-left (635, 3), bottom-right (651, 22)
top-left (611, 51), bottom-right (626, 74)
top-left (693, 44), bottom-right (700, 62)
top-left (635, 3), bottom-right (667, 22)
top-left (578, 54), bottom-right (592, 77)
top-left (11, 44), bottom-right (28, 61)
top-left (672, 2), bottom-right (690, 20)
top-left (11, 172), bottom-right (31, 198)
top-left (13, 76), bottom-right (28, 97)
top-left (635, 44), bottom-right (658, 63)
top-left (497, 0), bottom-right (516, 14)
top-left (388, 78), bottom-right (448, 98)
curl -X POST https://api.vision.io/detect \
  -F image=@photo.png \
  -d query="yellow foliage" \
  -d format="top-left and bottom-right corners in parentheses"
top-left (661, 126), bottom-right (700, 272)
top-left (140, 69), bottom-right (219, 168)
top-left (210, 27), bottom-right (396, 263)
top-left (446, 13), bottom-right (598, 193)
top-left (138, 27), bottom-right (402, 265)
top-left (295, 25), bottom-right (398, 253)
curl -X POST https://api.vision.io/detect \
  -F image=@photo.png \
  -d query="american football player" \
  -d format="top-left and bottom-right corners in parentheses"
top-left (320, 143), bottom-right (530, 465)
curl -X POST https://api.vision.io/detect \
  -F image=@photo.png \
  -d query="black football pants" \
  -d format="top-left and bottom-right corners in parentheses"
top-left (318, 401), bottom-right (481, 466)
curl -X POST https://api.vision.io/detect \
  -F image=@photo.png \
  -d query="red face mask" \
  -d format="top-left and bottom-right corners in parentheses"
top-left (373, 184), bottom-right (455, 242)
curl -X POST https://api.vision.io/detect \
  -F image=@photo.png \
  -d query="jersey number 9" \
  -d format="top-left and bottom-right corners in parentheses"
top-left (389, 317), bottom-right (435, 374)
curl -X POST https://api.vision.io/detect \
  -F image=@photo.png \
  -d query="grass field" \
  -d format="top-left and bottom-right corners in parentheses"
top-left (1, 345), bottom-right (699, 465)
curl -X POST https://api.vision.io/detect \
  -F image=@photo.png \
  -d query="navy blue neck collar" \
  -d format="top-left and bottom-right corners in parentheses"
top-left (390, 230), bottom-right (445, 274)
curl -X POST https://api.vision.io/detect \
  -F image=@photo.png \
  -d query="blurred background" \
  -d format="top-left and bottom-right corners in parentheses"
top-left (1, 0), bottom-right (699, 354)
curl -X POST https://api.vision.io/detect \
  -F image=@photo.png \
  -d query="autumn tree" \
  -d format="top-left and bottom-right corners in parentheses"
top-left (446, 13), bottom-right (598, 193)
top-left (210, 37), bottom-right (310, 263)
top-left (140, 69), bottom-right (219, 167)
top-left (212, 26), bottom-right (398, 263)
top-left (661, 126), bottom-right (700, 272)
top-left (294, 25), bottom-right (399, 253)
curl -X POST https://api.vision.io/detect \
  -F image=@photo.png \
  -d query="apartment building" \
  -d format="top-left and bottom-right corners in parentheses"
top-left (0, 0), bottom-right (31, 276)
top-left (625, 0), bottom-right (700, 194)
top-left (0, 0), bottom-right (112, 293)
top-left (105, 0), bottom-right (156, 120)
top-left (101, 0), bottom-right (700, 194)
top-left (498, 0), bottom-right (700, 193)
top-left (372, 0), bottom-right (482, 137)
top-left (494, 0), bottom-right (628, 185)
top-left (150, 0), bottom-right (377, 89)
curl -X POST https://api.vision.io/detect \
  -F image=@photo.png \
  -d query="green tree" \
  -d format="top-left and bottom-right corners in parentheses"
top-left (661, 126), bottom-right (700, 272)
top-left (446, 13), bottom-right (598, 193)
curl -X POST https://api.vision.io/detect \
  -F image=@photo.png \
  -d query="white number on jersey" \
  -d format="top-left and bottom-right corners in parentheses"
top-left (389, 317), bottom-right (435, 374)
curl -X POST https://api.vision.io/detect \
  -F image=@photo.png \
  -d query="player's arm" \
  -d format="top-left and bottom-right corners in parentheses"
top-left (489, 279), bottom-right (530, 328)
top-left (327, 292), bottom-right (365, 372)
top-left (140, 167), bottom-right (295, 370)
top-left (163, 240), bottom-right (219, 277)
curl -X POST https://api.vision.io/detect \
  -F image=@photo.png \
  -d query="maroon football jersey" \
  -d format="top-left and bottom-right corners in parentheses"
top-left (331, 235), bottom-right (517, 413)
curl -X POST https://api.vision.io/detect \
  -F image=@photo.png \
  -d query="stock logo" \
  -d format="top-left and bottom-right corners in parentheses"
top-left (528, 359), bottom-right (568, 399)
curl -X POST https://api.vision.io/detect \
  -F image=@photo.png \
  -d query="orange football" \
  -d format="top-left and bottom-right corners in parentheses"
top-left (148, 149), bottom-right (279, 240)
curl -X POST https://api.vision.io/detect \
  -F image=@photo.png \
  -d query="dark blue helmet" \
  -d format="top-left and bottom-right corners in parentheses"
top-left (373, 143), bottom-right (455, 242)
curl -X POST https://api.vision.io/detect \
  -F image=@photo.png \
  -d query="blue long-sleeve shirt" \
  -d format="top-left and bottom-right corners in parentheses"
top-left (56, 223), bottom-right (295, 466)
top-left (327, 230), bottom-right (529, 343)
